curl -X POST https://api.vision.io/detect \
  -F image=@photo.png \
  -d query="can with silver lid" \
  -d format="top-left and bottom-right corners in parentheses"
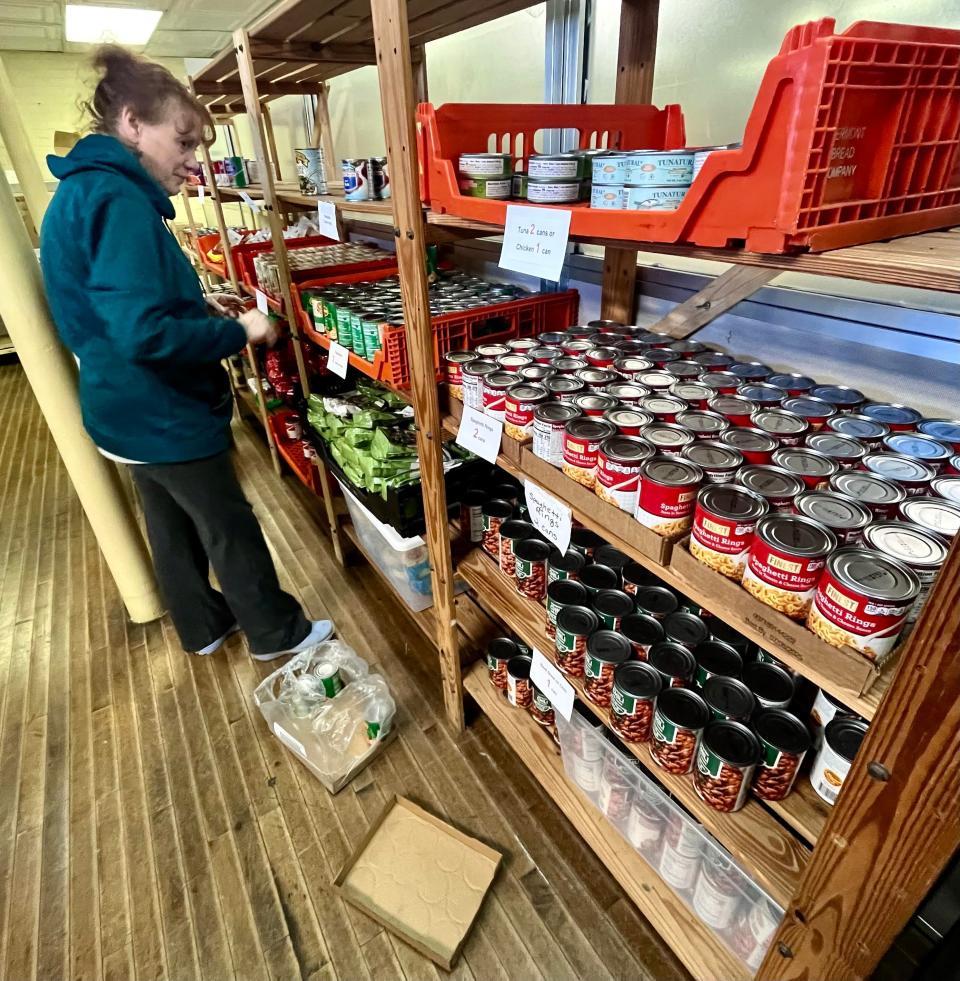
top-left (596, 436), bottom-right (654, 512)
top-left (670, 382), bottom-right (714, 410)
top-left (863, 521), bottom-right (948, 624)
top-left (682, 442), bottom-right (744, 484)
top-left (604, 407), bottom-right (654, 436)
top-left (721, 428), bottom-right (779, 466)
top-left (829, 469), bottom-right (906, 519)
top-left (826, 413), bottom-right (890, 445)
top-left (605, 382), bottom-right (647, 404)
top-left (690, 483), bottom-right (769, 579)
top-left (794, 490), bottom-right (873, 545)
top-left (772, 446), bottom-right (840, 490)
top-left (752, 709), bottom-right (811, 801)
top-left (694, 719), bottom-right (761, 812)
top-left (643, 421), bottom-right (696, 454)
top-left (806, 431), bottom-right (868, 470)
top-left (697, 371), bottom-right (740, 396)
top-left (640, 395), bottom-right (688, 424)
top-left (883, 432), bottom-right (952, 471)
top-left (729, 361), bottom-right (772, 381)
top-left (675, 409), bottom-right (730, 441)
top-left (503, 382), bottom-right (548, 440)
top-left (751, 408), bottom-right (810, 446)
top-left (860, 402), bottom-right (923, 432)
top-left (707, 395), bottom-right (756, 428)
top-left (528, 153), bottom-right (580, 180)
top-left (665, 359), bottom-right (704, 379)
top-left (519, 364), bottom-right (557, 384)
top-left (918, 418), bottom-right (960, 453)
top-left (444, 350), bottom-right (478, 400)
top-left (461, 359), bottom-right (498, 409)
top-left (635, 456), bottom-right (703, 537)
top-left (781, 396), bottom-right (837, 431)
top-left (811, 716), bottom-right (868, 805)
top-left (695, 351), bottom-right (734, 372)
top-left (481, 370), bottom-right (516, 421)
top-left (533, 402), bottom-right (581, 466)
top-left (900, 495), bottom-right (960, 540)
top-left (811, 384), bottom-right (865, 409)
top-left (738, 464), bottom-right (805, 512)
top-left (497, 353), bottom-right (534, 373)
top-left (737, 383), bottom-right (786, 407)
top-left (458, 152), bottom-right (511, 176)
top-left (862, 453), bottom-right (936, 496)
top-left (527, 178), bottom-right (581, 204)
top-left (614, 356), bottom-right (655, 378)
top-left (808, 548), bottom-right (920, 660)
top-left (768, 372), bottom-right (816, 395)
top-left (545, 375), bottom-right (587, 403)
top-left (932, 475), bottom-right (960, 505)
top-left (562, 417), bottom-right (617, 490)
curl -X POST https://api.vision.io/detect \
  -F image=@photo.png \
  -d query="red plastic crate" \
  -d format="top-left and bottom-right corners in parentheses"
top-left (419, 19), bottom-right (960, 253)
top-left (293, 268), bottom-right (579, 388)
top-left (269, 411), bottom-right (321, 495)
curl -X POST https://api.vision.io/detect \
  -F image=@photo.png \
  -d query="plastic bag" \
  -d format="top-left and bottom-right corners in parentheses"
top-left (309, 675), bottom-right (396, 776)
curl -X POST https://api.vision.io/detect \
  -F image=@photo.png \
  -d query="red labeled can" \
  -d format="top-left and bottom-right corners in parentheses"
top-left (690, 484), bottom-right (769, 580)
top-left (562, 418), bottom-right (616, 490)
top-left (605, 383), bottom-right (647, 404)
top-left (574, 393), bottom-right (619, 418)
top-left (503, 382), bottom-right (548, 440)
top-left (638, 370), bottom-right (676, 391)
top-left (562, 339), bottom-right (593, 357)
top-left (708, 395), bottom-right (756, 428)
top-left (578, 367), bottom-right (620, 392)
top-left (529, 345), bottom-right (561, 364)
top-left (682, 442), bottom-right (744, 484)
top-left (635, 457), bottom-right (703, 537)
top-left (794, 490), bottom-right (873, 545)
top-left (829, 470), bottom-right (906, 520)
top-left (640, 394), bottom-right (688, 423)
top-left (738, 465), bottom-right (805, 513)
top-left (604, 407), bottom-right (653, 437)
top-left (751, 408), bottom-right (810, 447)
top-left (729, 361), bottom-right (772, 382)
top-left (670, 382), bottom-right (713, 410)
top-left (768, 373), bottom-right (816, 396)
top-left (806, 432), bottom-right (867, 470)
top-left (883, 432), bottom-right (953, 472)
top-left (585, 346), bottom-right (618, 368)
top-left (613, 356), bottom-right (655, 379)
top-left (772, 446), bottom-right (840, 490)
top-left (444, 350), bottom-right (478, 399)
top-left (738, 383), bottom-right (786, 408)
top-left (695, 351), bottom-right (735, 372)
top-left (496, 353), bottom-right (533, 373)
top-left (552, 356), bottom-right (589, 377)
top-left (862, 453), bottom-right (936, 496)
top-left (642, 422), bottom-right (696, 455)
top-left (720, 428), bottom-right (779, 466)
top-left (481, 370), bottom-right (516, 421)
top-left (918, 419), bottom-right (960, 454)
top-left (676, 409), bottom-right (730, 441)
top-left (782, 396), bottom-right (837, 431)
top-left (698, 371), bottom-right (740, 395)
top-left (826, 413), bottom-right (890, 446)
top-left (596, 436), bottom-right (654, 513)
top-left (860, 402), bottom-right (923, 432)
top-left (666, 360), bottom-right (704, 380)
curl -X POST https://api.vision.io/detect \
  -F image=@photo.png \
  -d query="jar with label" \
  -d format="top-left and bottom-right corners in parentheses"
top-left (546, 578), bottom-right (589, 641)
top-left (506, 654), bottom-right (533, 708)
top-left (692, 851), bottom-right (743, 930)
top-left (810, 716), bottom-right (868, 805)
top-left (486, 637), bottom-right (517, 690)
top-left (658, 811), bottom-right (703, 892)
top-left (752, 709), bottom-right (811, 801)
top-left (534, 403), bottom-right (582, 467)
top-left (694, 720), bottom-right (761, 812)
top-left (583, 631), bottom-right (632, 708)
top-left (650, 687), bottom-right (709, 775)
top-left (514, 537), bottom-right (550, 603)
top-left (554, 605), bottom-right (599, 677)
top-left (611, 661), bottom-right (661, 742)
top-left (621, 613), bottom-right (665, 661)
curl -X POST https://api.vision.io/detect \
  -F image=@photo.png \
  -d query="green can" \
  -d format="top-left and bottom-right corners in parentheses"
top-left (313, 660), bottom-right (343, 698)
top-left (323, 293), bottom-right (340, 338)
top-left (336, 304), bottom-right (353, 350)
top-left (512, 172), bottom-right (528, 199)
top-left (308, 293), bottom-right (326, 332)
top-left (350, 310), bottom-right (365, 355)
top-left (361, 314), bottom-right (383, 359)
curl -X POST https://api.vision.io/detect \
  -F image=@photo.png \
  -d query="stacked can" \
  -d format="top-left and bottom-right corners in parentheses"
top-left (458, 153), bottom-right (513, 200)
top-left (591, 150), bottom-right (694, 212)
top-left (341, 157), bottom-right (390, 202)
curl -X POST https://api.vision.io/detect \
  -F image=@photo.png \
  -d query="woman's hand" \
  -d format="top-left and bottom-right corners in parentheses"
top-left (238, 309), bottom-right (278, 347)
top-left (205, 292), bottom-right (246, 318)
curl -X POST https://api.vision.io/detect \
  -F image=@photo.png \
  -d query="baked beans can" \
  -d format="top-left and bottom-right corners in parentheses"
top-left (794, 490), bottom-right (873, 544)
top-left (651, 687), bottom-right (710, 775)
top-left (807, 548), bottom-right (920, 661)
top-left (670, 382), bottom-right (714, 410)
top-left (627, 792), bottom-right (665, 856)
top-left (547, 547), bottom-right (586, 585)
top-left (480, 499), bottom-right (514, 558)
top-left (809, 687), bottom-right (855, 749)
top-left (694, 720), bottom-right (760, 812)
top-left (682, 442), bottom-right (744, 484)
top-left (860, 402), bottom-right (923, 432)
top-left (584, 630), bottom-right (632, 707)
top-left (708, 619), bottom-right (751, 656)
top-left (737, 383), bottom-right (786, 407)
top-left (497, 353), bottom-right (534, 373)
top-left (702, 674), bottom-right (754, 722)
top-left (829, 470), bottom-right (906, 519)
top-left (503, 382), bottom-right (548, 440)
top-left (636, 585), bottom-right (679, 619)
top-left (806, 431), bottom-right (868, 470)
top-left (486, 637), bottom-right (517, 690)
top-left (641, 422), bottom-right (696, 455)
top-left (918, 418), bottom-right (960, 453)
top-left (498, 519), bottom-right (535, 577)
top-left (663, 611), bottom-right (710, 651)
top-left (506, 654), bottom-right (533, 708)
top-left (648, 641), bottom-right (697, 689)
top-left (730, 898), bottom-right (782, 971)
top-left (603, 408), bottom-right (654, 437)
top-left (768, 372), bottom-right (816, 396)
top-left (707, 395), bottom-right (756, 428)
top-left (690, 483), bottom-right (769, 579)
top-left (596, 435), bottom-right (654, 512)
top-left (562, 418), bottom-right (616, 489)
top-left (771, 446), bottom-right (839, 490)
top-left (592, 589), bottom-right (635, 632)
top-left (932, 475), bottom-right (960, 505)
top-left (737, 464), bottom-right (805, 512)
top-left (862, 453), bottom-right (936, 495)
top-left (579, 563), bottom-right (620, 599)
top-left (826, 413), bottom-right (890, 445)
top-left (514, 537), bottom-right (550, 603)
top-left (621, 613), bottom-right (665, 659)
top-left (622, 562), bottom-right (652, 596)
top-left (743, 513), bottom-right (837, 620)
top-left (697, 371), bottom-right (740, 396)
top-left (675, 409), bottom-right (730, 440)
top-left (546, 578), bottom-right (589, 640)
top-left (554, 605), bottom-right (599, 676)
top-left (730, 361), bottom-right (772, 382)
top-left (752, 709), bottom-right (811, 801)
top-left (461, 359), bottom-right (498, 408)
top-left (863, 521), bottom-right (947, 624)
top-left (810, 716), bottom-right (868, 805)
top-left (781, 396), bottom-right (837, 431)
top-left (570, 528), bottom-right (605, 558)
top-left (659, 813), bottom-right (704, 891)
top-left (811, 384), bottom-right (865, 410)
top-left (533, 402), bottom-right (581, 466)
top-left (692, 852), bottom-right (743, 930)
top-left (695, 351), bottom-right (734, 372)
top-left (530, 685), bottom-right (555, 727)
top-left (481, 370), bottom-right (516, 421)
top-left (884, 432), bottom-right (952, 471)
top-left (635, 457), bottom-right (703, 537)
top-left (742, 660), bottom-right (796, 710)
top-left (694, 641), bottom-right (744, 690)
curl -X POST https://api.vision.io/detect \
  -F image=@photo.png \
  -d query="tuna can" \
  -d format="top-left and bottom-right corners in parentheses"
top-left (772, 446), bottom-right (839, 490)
top-left (504, 382), bottom-right (548, 440)
top-left (862, 453), bottom-right (936, 496)
top-left (480, 499), bottom-right (513, 559)
top-left (584, 631), bottom-right (632, 707)
top-left (648, 641), bottom-right (697, 689)
top-left (884, 432), bottom-right (953, 471)
top-left (768, 372), bottom-right (816, 396)
top-left (635, 457), bottom-right (703, 538)
top-left (826, 414), bottom-right (890, 445)
top-left (919, 418), bottom-right (960, 453)
top-left (753, 709), bottom-right (811, 801)
top-left (635, 585), bottom-right (679, 620)
top-left (626, 150), bottom-right (694, 185)
top-left (621, 613), bottom-right (665, 660)
top-left (794, 490), bottom-right (873, 545)
top-left (743, 661), bottom-right (796, 711)
top-left (546, 578), bottom-right (589, 641)
top-left (642, 422), bottom-right (696, 455)
top-left (562, 417), bottom-right (617, 490)
top-left (810, 716), bottom-right (868, 805)
top-left (514, 537), bottom-right (550, 603)
top-left (458, 152), bottom-right (511, 177)
top-left (506, 654), bottom-right (533, 708)
top-left (592, 589), bottom-right (635, 632)
top-left (499, 519), bottom-right (535, 578)
top-left (676, 409), bottom-right (730, 440)
top-left (590, 185), bottom-right (625, 209)
top-left (554, 605), bottom-right (599, 677)
top-left (691, 144), bottom-right (730, 180)
top-left (806, 431), bottom-right (868, 470)
top-left (592, 153), bottom-right (635, 185)
top-left (534, 402), bottom-right (581, 467)
top-left (627, 790), bottom-right (665, 857)
top-left (596, 435), bottom-right (654, 512)
top-left (486, 637), bottom-right (517, 690)
top-left (694, 720), bottom-right (760, 812)
top-left (811, 384), bottom-right (865, 410)
top-left (663, 611), bottom-right (710, 652)
top-left (461, 359), bottom-right (498, 410)
top-left (527, 178), bottom-right (581, 203)
top-left (528, 153), bottom-right (581, 181)
top-left (809, 687), bottom-right (855, 749)
top-left (742, 513), bottom-right (837, 620)
top-left (707, 395), bottom-right (757, 428)
top-left (860, 402), bottom-right (923, 432)
top-left (730, 898), bottom-right (782, 972)
top-left (444, 350), bottom-right (478, 400)
top-left (547, 547), bottom-right (586, 586)
top-left (902, 495), bottom-right (960, 540)
top-left (692, 852), bottom-right (743, 929)
top-left (481, 370), bottom-right (515, 421)
top-left (738, 383), bottom-right (786, 407)
top-left (611, 660), bottom-right (662, 743)
top-left (530, 685), bottom-right (555, 727)
top-left (604, 408), bottom-right (654, 437)
top-left (682, 442), bottom-right (744, 484)
top-left (459, 175), bottom-right (512, 199)
top-left (650, 687), bottom-right (710, 775)
top-left (342, 158), bottom-right (370, 201)
top-left (624, 185), bottom-right (688, 210)
top-left (702, 675), bottom-right (754, 722)
top-left (808, 548), bottom-right (919, 661)
top-left (828, 470), bottom-right (905, 519)
top-left (639, 395), bottom-right (688, 423)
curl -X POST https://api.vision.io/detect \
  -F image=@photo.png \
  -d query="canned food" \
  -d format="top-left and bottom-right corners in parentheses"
top-left (528, 153), bottom-right (580, 179)
top-left (546, 578), bottom-right (589, 641)
top-left (512, 172), bottom-right (528, 199)
top-left (665, 360), bottom-right (704, 380)
top-left (614, 356), bottom-right (655, 378)
top-left (533, 402), bottom-right (581, 467)
top-left (554, 605), bottom-right (599, 677)
top-left (694, 720), bottom-right (760, 812)
top-left (499, 519), bottom-right (535, 578)
top-left (638, 370), bottom-right (678, 391)
top-left (743, 661), bottom-right (795, 710)
top-left (743, 513), bottom-right (837, 620)
top-left (459, 488), bottom-right (485, 545)
top-left (635, 457), bottom-right (703, 537)
top-left (547, 547), bottom-right (586, 585)
top-left (690, 483), bottom-right (769, 579)
top-left (826, 414), bottom-right (890, 445)
top-left (624, 186), bottom-right (688, 210)
top-left (504, 383), bottom-right (548, 440)
top-left (648, 641), bottom-right (697, 689)
top-left (480, 370), bottom-right (515, 421)
top-left (676, 409), bottom-right (730, 440)
top-left (702, 674), bottom-right (754, 722)
top-left (806, 432), bottom-right (868, 470)
top-left (622, 562), bottom-right (652, 596)
top-left (506, 654), bottom-right (533, 708)
top-left (729, 361), bottom-right (772, 382)
top-left (636, 585), bottom-right (680, 620)
top-left (592, 154), bottom-right (635, 185)
top-left (650, 687), bottom-right (710, 775)
top-left (514, 538), bottom-right (550, 603)
top-left (884, 432), bottom-right (952, 470)
top-left (285, 418), bottom-right (302, 440)
top-left (720, 428), bottom-right (779, 466)
top-left (486, 637), bottom-right (517, 690)
top-left (751, 408), bottom-right (809, 446)
top-left (932, 475), bottom-right (960, 505)
top-left (707, 620), bottom-right (750, 656)
top-left (768, 372), bottom-right (816, 396)
top-left (682, 443), bottom-right (744, 484)
top-left (659, 812), bottom-right (704, 890)
top-left (698, 371), bottom-right (740, 395)
top-left (794, 490), bottom-right (873, 545)
top-left (707, 395), bottom-right (756, 428)
top-left (772, 446), bottom-right (839, 490)
top-left (753, 709), bottom-right (810, 802)
top-left (579, 563), bottom-right (619, 598)
top-left (562, 418), bottom-right (617, 489)
top-left (590, 185), bottom-right (626, 209)
top-left (442, 351), bottom-right (478, 401)
top-left (625, 150), bottom-right (694, 185)
top-left (621, 613), bottom-right (665, 660)
top-left (461, 360), bottom-right (498, 410)
top-left (595, 436), bottom-right (653, 512)
top-left (592, 589), bottom-right (634, 633)
top-left (527, 178), bottom-right (581, 203)
top-left (862, 453), bottom-right (935, 496)
top-left (575, 393), bottom-right (619, 418)
top-left (604, 408), bottom-right (654, 436)
top-left (459, 175), bottom-right (512, 199)
top-left (546, 375), bottom-right (587, 402)
top-left (476, 344), bottom-right (511, 359)
top-left (519, 364), bottom-right (556, 384)
top-left (627, 790), bottom-right (665, 856)
top-left (480, 499), bottom-right (513, 559)
top-left (695, 351), bottom-right (735, 372)
top-left (738, 383), bottom-right (786, 407)
top-left (829, 470), bottom-right (906, 519)
top-left (342, 157), bottom-right (370, 201)
top-left (663, 612), bottom-right (710, 651)
top-left (570, 528), bottom-right (605, 558)
top-left (598, 755), bottom-right (634, 825)
top-left (692, 635), bottom-right (742, 687)
top-left (811, 384), bottom-right (865, 409)
top-left (860, 402), bottom-right (922, 431)
top-left (918, 419), bottom-right (960, 453)
top-left (809, 687), bottom-right (856, 749)
top-left (578, 368), bottom-right (619, 392)
top-left (692, 852), bottom-right (743, 930)
top-left (730, 898), bottom-right (782, 972)
top-left (458, 153), bottom-right (511, 176)
top-left (584, 631), bottom-right (632, 707)
top-left (781, 396), bottom-right (837, 430)
top-left (650, 348), bottom-right (680, 369)
top-left (811, 716), bottom-right (868, 805)
top-left (594, 544), bottom-right (631, 580)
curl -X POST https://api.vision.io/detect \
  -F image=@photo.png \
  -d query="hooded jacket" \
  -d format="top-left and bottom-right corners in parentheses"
top-left (40, 134), bottom-right (247, 463)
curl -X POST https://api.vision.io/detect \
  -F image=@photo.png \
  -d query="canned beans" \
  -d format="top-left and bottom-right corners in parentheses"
top-left (514, 537), bottom-right (550, 603)
top-left (650, 688), bottom-right (710, 775)
top-left (693, 720), bottom-right (760, 812)
top-left (554, 606), bottom-right (598, 677)
top-left (611, 661), bottom-right (661, 742)
top-left (752, 709), bottom-right (811, 802)
top-left (506, 655), bottom-right (533, 708)
top-left (481, 499), bottom-right (513, 559)
top-left (486, 637), bottom-right (517, 690)
top-left (583, 631), bottom-right (632, 708)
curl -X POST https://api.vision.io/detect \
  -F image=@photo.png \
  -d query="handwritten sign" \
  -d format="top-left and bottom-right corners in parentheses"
top-left (238, 190), bottom-right (261, 212)
top-left (255, 289), bottom-right (270, 314)
top-left (318, 200), bottom-right (340, 241)
top-left (327, 341), bottom-right (349, 378)
top-left (525, 479), bottom-right (572, 553)
top-left (498, 204), bottom-right (571, 282)
top-left (197, 184), bottom-right (205, 203)
top-left (456, 405), bottom-right (503, 464)
top-left (530, 649), bottom-right (574, 721)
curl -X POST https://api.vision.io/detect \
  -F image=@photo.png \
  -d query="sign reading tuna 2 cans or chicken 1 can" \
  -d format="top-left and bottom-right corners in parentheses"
top-left (498, 205), bottom-right (571, 282)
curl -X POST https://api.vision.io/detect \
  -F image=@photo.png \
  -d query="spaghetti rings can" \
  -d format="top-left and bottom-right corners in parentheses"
top-left (562, 418), bottom-right (616, 490)
top-left (635, 457), bottom-right (703, 538)
top-left (690, 483), bottom-right (768, 580)
top-left (596, 435), bottom-right (654, 512)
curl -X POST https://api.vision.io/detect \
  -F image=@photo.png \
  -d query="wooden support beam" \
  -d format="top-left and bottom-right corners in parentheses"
top-left (601, 247), bottom-right (642, 324)
top-left (646, 265), bottom-right (779, 339)
top-left (412, 45), bottom-right (428, 103)
top-left (758, 536), bottom-right (960, 980)
top-left (261, 103), bottom-right (283, 183)
top-left (247, 39), bottom-right (378, 65)
top-left (371, 0), bottom-right (463, 731)
top-left (193, 79), bottom-right (323, 98)
top-left (312, 84), bottom-right (340, 189)
top-left (178, 188), bottom-right (213, 290)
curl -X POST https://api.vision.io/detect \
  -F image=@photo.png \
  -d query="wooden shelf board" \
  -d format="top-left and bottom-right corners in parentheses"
top-left (458, 548), bottom-right (811, 903)
top-left (464, 660), bottom-right (753, 981)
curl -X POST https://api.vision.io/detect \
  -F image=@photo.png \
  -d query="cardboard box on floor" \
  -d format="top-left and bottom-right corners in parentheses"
top-left (335, 796), bottom-right (502, 969)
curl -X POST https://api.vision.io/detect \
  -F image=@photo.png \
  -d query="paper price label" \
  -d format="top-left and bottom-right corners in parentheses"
top-left (255, 289), bottom-right (270, 314)
top-left (455, 405), bottom-right (503, 464)
top-left (524, 480), bottom-right (572, 553)
top-left (498, 204), bottom-right (571, 283)
top-left (530, 649), bottom-right (574, 721)
top-left (238, 190), bottom-right (261, 212)
top-left (318, 200), bottom-right (340, 241)
top-left (327, 341), bottom-right (349, 378)
top-left (197, 184), bottom-right (205, 203)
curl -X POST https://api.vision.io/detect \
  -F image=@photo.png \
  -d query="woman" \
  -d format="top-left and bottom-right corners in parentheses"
top-left (40, 46), bottom-right (333, 660)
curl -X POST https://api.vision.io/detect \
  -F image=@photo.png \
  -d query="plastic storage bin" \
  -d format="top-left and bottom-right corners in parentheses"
top-left (556, 707), bottom-right (784, 973)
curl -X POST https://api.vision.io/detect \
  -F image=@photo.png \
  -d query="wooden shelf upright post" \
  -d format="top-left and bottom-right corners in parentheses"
top-left (370, 0), bottom-right (463, 730)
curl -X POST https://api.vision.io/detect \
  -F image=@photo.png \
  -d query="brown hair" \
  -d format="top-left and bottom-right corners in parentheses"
top-left (84, 44), bottom-right (214, 143)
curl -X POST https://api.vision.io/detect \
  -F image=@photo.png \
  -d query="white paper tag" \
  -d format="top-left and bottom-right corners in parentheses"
top-left (318, 200), bottom-right (340, 241)
top-left (498, 204), bottom-right (571, 283)
top-left (327, 341), bottom-right (349, 378)
top-left (524, 480), bottom-right (572, 553)
top-left (531, 648), bottom-right (574, 721)
top-left (238, 190), bottom-right (261, 212)
top-left (273, 722), bottom-right (306, 758)
top-left (255, 289), bottom-right (269, 314)
top-left (198, 184), bottom-right (205, 203)
top-left (456, 404), bottom-right (503, 464)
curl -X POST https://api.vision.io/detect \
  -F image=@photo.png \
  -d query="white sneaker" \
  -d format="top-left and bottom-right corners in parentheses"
top-left (192, 622), bottom-right (240, 656)
top-left (252, 619), bottom-right (335, 662)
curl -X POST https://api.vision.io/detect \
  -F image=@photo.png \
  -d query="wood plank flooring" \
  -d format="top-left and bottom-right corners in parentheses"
top-left (0, 362), bottom-right (688, 981)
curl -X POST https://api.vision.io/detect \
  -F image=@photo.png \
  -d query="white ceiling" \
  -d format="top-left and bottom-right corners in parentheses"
top-left (0, 0), bottom-right (277, 58)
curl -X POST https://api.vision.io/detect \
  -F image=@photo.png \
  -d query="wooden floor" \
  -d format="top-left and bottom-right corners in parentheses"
top-left (0, 362), bottom-right (688, 981)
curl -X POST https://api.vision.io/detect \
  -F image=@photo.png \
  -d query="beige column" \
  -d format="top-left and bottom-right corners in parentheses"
top-left (0, 168), bottom-right (164, 623)
top-left (0, 55), bottom-right (50, 232)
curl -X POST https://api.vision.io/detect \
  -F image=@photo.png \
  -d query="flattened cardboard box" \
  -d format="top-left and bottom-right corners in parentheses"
top-left (335, 795), bottom-right (502, 969)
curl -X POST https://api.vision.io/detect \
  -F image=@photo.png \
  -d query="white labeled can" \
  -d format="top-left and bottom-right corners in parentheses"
top-left (533, 402), bottom-right (580, 467)
top-left (458, 153), bottom-right (511, 176)
top-left (625, 150), bottom-right (694, 186)
top-left (591, 185), bottom-right (627, 210)
top-left (528, 154), bottom-right (580, 179)
top-left (810, 716), bottom-right (868, 805)
top-left (658, 815), bottom-right (702, 891)
top-left (527, 179), bottom-right (581, 204)
top-left (692, 852), bottom-right (742, 930)
top-left (592, 153), bottom-right (634, 185)
top-left (624, 185), bottom-right (689, 211)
